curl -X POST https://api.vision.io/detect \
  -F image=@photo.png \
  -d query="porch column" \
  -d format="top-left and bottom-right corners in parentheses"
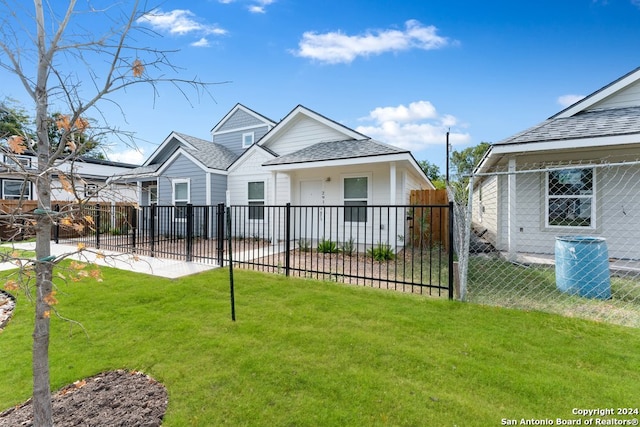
top-left (389, 162), bottom-right (397, 247)
top-left (507, 157), bottom-right (517, 261)
top-left (206, 173), bottom-right (212, 238)
top-left (205, 172), bottom-right (211, 205)
top-left (271, 171), bottom-right (278, 245)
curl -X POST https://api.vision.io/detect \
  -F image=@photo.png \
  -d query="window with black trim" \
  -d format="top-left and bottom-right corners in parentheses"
top-left (2, 179), bottom-right (31, 200)
top-left (344, 176), bottom-right (368, 222)
top-left (84, 183), bottom-right (99, 197)
top-left (248, 181), bottom-right (264, 220)
top-left (547, 168), bottom-right (594, 228)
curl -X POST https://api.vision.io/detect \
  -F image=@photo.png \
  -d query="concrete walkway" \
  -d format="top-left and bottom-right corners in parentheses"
top-left (0, 242), bottom-right (219, 279)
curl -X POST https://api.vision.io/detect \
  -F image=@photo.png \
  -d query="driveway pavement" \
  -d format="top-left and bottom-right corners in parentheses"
top-left (0, 242), bottom-right (218, 279)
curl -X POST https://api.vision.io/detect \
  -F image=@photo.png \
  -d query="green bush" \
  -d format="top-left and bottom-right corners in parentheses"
top-left (367, 244), bottom-right (395, 261)
top-left (317, 239), bottom-right (340, 254)
top-left (341, 238), bottom-right (356, 256)
top-left (298, 239), bottom-right (311, 252)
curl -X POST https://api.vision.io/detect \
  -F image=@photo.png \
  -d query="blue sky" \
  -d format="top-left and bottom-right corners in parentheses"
top-left (3, 0), bottom-right (640, 173)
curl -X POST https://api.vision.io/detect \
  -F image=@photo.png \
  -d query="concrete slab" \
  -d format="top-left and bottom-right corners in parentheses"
top-left (0, 242), bottom-right (219, 279)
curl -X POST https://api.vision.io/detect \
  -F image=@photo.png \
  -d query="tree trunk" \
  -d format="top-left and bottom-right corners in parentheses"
top-left (32, 0), bottom-right (54, 421)
top-left (32, 259), bottom-right (53, 427)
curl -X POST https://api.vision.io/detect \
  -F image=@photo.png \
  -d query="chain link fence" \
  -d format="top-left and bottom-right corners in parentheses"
top-left (452, 160), bottom-right (640, 328)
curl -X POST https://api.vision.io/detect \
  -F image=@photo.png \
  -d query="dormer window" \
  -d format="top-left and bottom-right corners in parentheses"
top-left (242, 132), bottom-right (255, 148)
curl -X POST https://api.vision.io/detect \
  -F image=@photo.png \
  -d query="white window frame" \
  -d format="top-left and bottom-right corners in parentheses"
top-left (2, 179), bottom-right (31, 200)
top-left (342, 173), bottom-right (371, 224)
top-left (248, 181), bottom-right (265, 221)
top-left (545, 168), bottom-right (596, 229)
top-left (172, 179), bottom-right (190, 221)
top-left (148, 184), bottom-right (158, 205)
top-left (242, 132), bottom-right (255, 148)
top-left (3, 155), bottom-right (31, 170)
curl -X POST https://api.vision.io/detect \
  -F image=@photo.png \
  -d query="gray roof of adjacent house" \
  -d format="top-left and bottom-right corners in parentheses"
top-left (496, 105), bottom-right (640, 146)
top-left (263, 138), bottom-right (408, 166)
top-left (173, 132), bottom-right (239, 170)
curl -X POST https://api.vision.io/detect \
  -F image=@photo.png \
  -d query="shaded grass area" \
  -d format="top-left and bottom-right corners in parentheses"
top-left (1, 267), bottom-right (639, 426)
top-left (467, 256), bottom-right (640, 327)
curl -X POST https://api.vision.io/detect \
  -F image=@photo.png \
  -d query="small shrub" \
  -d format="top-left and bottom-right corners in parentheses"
top-left (299, 239), bottom-right (311, 252)
top-left (367, 244), bottom-right (395, 261)
top-left (341, 238), bottom-right (356, 256)
top-left (317, 239), bottom-right (340, 254)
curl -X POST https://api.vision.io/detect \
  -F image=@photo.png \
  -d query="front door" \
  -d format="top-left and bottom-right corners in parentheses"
top-left (299, 180), bottom-right (324, 242)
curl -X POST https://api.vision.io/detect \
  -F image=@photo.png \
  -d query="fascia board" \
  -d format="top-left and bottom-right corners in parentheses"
top-left (261, 153), bottom-right (412, 171)
top-left (490, 133), bottom-right (640, 155)
top-left (143, 132), bottom-right (195, 167)
top-left (227, 145), bottom-right (276, 173)
top-left (555, 69), bottom-right (640, 119)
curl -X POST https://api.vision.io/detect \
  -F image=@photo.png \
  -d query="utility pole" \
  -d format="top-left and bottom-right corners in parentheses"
top-left (445, 129), bottom-right (450, 183)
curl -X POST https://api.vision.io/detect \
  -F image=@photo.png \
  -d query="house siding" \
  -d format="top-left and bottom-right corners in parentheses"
top-left (217, 108), bottom-right (267, 133)
top-left (266, 116), bottom-right (349, 156)
top-left (480, 161), bottom-right (640, 259)
top-left (158, 153), bottom-right (207, 204)
top-left (213, 125), bottom-right (271, 156)
top-left (589, 79), bottom-right (640, 110)
top-left (473, 174), bottom-right (499, 247)
top-left (210, 174), bottom-right (227, 206)
top-left (213, 109), bottom-right (272, 156)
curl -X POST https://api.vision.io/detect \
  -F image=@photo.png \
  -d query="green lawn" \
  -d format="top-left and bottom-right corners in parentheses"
top-left (1, 266), bottom-right (639, 426)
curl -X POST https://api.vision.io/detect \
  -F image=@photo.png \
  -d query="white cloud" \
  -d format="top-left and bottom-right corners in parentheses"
top-left (293, 20), bottom-right (453, 64)
top-left (137, 9), bottom-right (227, 37)
top-left (108, 148), bottom-right (145, 165)
top-left (249, 0), bottom-right (275, 13)
top-left (367, 101), bottom-right (438, 123)
top-left (557, 94), bottom-right (585, 108)
top-left (191, 37), bottom-right (210, 47)
top-left (356, 101), bottom-right (470, 152)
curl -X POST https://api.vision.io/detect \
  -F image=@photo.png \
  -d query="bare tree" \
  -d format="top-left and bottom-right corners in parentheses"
top-left (0, 1), bottom-right (220, 425)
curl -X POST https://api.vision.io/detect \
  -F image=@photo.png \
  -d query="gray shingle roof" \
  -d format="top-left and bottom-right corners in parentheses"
top-left (496, 106), bottom-right (640, 146)
top-left (263, 139), bottom-right (408, 166)
top-left (174, 132), bottom-right (239, 170)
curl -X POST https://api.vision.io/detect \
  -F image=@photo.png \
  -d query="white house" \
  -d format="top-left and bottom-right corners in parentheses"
top-left (112, 103), bottom-right (434, 244)
top-left (0, 151), bottom-right (138, 203)
top-left (473, 67), bottom-right (640, 260)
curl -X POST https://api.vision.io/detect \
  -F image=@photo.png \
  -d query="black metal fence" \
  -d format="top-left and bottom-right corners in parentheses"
top-left (56, 203), bottom-right (453, 298)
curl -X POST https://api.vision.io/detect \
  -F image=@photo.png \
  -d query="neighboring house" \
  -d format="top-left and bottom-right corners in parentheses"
top-left (113, 103), bottom-right (433, 243)
top-left (473, 67), bottom-right (640, 260)
top-left (0, 150), bottom-right (138, 203)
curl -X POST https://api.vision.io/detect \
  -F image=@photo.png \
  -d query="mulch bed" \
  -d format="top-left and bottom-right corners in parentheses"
top-left (0, 370), bottom-right (167, 427)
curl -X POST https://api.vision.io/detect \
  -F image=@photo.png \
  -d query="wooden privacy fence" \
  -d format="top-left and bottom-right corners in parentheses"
top-left (409, 189), bottom-right (449, 250)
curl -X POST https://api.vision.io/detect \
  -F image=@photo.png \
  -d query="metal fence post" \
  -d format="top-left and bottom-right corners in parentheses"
top-left (186, 203), bottom-right (193, 262)
top-left (217, 203), bottom-right (225, 266)
top-left (150, 204), bottom-right (156, 258)
top-left (53, 204), bottom-right (59, 244)
top-left (285, 203), bottom-right (291, 276)
top-left (95, 203), bottom-right (101, 250)
top-left (226, 206), bottom-right (236, 321)
top-left (130, 205), bottom-right (137, 251)
top-left (448, 201), bottom-right (454, 301)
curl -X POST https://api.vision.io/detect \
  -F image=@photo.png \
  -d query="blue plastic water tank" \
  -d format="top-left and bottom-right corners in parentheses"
top-left (555, 236), bottom-right (611, 300)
